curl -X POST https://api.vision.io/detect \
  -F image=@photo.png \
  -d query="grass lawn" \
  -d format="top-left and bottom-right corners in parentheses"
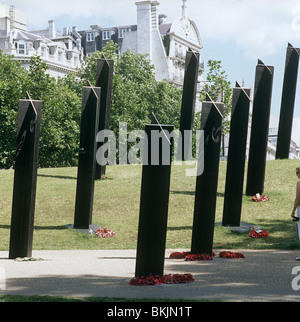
top-left (0, 159), bottom-right (299, 251)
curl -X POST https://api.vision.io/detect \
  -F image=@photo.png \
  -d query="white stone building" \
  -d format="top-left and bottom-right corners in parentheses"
top-left (80, 0), bottom-right (204, 87)
top-left (122, 0), bottom-right (204, 85)
top-left (0, 3), bottom-right (84, 79)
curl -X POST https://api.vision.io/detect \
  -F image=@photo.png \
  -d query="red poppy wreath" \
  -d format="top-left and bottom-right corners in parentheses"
top-left (95, 227), bottom-right (115, 238)
top-left (129, 274), bottom-right (195, 286)
top-left (251, 194), bottom-right (269, 202)
top-left (219, 251), bottom-right (245, 259)
top-left (170, 252), bottom-right (216, 261)
top-left (249, 229), bottom-right (269, 238)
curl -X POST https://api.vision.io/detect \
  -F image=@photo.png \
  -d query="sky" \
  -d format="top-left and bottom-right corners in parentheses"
top-left (3, 0), bottom-right (300, 145)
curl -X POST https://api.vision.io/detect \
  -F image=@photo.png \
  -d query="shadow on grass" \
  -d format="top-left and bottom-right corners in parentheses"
top-left (38, 174), bottom-right (77, 180)
top-left (168, 226), bottom-right (192, 231)
top-left (0, 225), bottom-right (68, 231)
top-left (171, 190), bottom-right (195, 196)
top-left (171, 191), bottom-right (225, 197)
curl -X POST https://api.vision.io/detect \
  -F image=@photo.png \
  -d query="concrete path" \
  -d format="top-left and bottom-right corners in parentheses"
top-left (1, 249), bottom-right (300, 302)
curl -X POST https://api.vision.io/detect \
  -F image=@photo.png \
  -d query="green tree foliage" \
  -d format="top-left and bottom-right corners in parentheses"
top-left (76, 40), bottom-right (119, 87)
top-left (0, 53), bottom-right (81, 169)
top-left (26, 56), bottom-right (82, 168)
top-left (0, 51), bottom-right (27, 168)
top-left (78, 41), bottom-right (182, 134)
top-left (0, 42), bottom-right (183, 169)
top-left (200, 60), bottom-right (232, 134)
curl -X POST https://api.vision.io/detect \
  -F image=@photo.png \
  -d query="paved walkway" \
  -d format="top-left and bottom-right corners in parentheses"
top-left (1, 249), bottom-right (300, 302)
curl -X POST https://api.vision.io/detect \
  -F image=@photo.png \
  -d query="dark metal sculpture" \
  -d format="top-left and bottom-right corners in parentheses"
top-left (276, 43), bottom-right (300, 160)
top-left (95, 57), bottom-right (114, 180)
top-left (191, 96), bottom-right (223, 255)
top-left (222, 83), bottom-right (251, 227)
top-left (246, 60), bottom-right (274, 196)
top-left (9, 98), bottom-right (42, 259)
top-left (74, 86), bottom-right (101, 230)
top-left (135, 123), bottom-right (173, 277)
top-left (178, 51), bottom-right (200, 161)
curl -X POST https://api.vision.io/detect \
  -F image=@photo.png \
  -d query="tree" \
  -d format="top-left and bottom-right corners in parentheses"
top-left (38, 81), bottom-right (81, 167)
top-left (0, 44), bottom-right (183, 169)
top-left (26, 56), bottom-right (82, 167)
top-left (200, 60), bottom-right (232, 134)
top-left (0, 50), bottom-right (28, 168)
top-left (0, 53), bottom-right (82, 169)
top-left (76, 40), bottom-right (119, 86)
top-left (26, 55), bottom-right (55, 100)
top-left (78, 44), bottom-right (182, 133)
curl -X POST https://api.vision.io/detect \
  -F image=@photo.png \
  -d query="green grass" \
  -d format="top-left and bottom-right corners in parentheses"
top-left (0, 159), bottom-right (300, 251)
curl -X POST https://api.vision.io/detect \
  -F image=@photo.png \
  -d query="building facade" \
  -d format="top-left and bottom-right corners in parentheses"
top-left (0, 4), bottom-right (84, 79)
top-left (79, 0), bottom-right (204, 87)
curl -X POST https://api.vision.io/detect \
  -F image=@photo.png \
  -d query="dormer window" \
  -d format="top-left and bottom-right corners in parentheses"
top-left (41, 46), bottom-right (45, 57)
top-left (103, 30), bottom-right (111, 40)
top-left (58, 51), bottom-right (62, 62)
top-left (87, 32), bottom-right (95, 42)
top-left (74, 56), bottom-right (78, 66)
top-left (118, 28), bottom-right (127, 38)
top-left (17, 43), bottom-right (25, 55)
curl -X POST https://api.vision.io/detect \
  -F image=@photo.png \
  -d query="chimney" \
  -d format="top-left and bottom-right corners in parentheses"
top-left (63, 27), bottom-right (69, 36)
top-left (135, 1), bottom-right (160, 58)
top-left (159, 14), bottom-right (167, 25)
top-left (48, 20), bottom-right (56, 39)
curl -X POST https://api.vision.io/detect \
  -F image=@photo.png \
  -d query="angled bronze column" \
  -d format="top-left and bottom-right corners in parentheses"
top-left (9, 99), bottom-right (42, 259)
top-left (74, 87), bottom-right (101, 230)
top-left (135, 124), bottom-right (173, 277)
top-left (178, 51), bottom-right (200, 161)
top-left (276, 43), bottom-right (300, 160)
top-left (222, 83), bottom-right (251, 227)
top-left (95, 58), bottom-right (114, 180)
top-left (191, 96), bottom-right (223, 255)
top-left (246, 60), bottom-right (274, 196)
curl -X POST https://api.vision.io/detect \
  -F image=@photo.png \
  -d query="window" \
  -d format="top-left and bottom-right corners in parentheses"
top-left (41, 46), bottom-right (45, 57)
top-left (174, 43), bottom-right (178, 57)
top-left (118, 28), bottom-right (127, 38)
top-left (58, 51), bottom-right (62, 62)
top-left (103, 30), bottom-right (111, 40)
top-left (87, 32), bottom-right (95, 42)
top-left (74, 56), bottom-right (78, 67)
top-left (18, 43), bottom-right (25, 55)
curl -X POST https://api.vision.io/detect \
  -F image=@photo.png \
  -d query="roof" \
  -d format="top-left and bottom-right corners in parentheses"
top-left (12, 29), bottom-right (52, 43)
top-left (159, 23), bottom-right (172, 36)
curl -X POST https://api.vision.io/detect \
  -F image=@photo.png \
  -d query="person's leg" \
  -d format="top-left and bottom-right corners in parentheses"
top-left (297, 207), bottom-right (300, 260)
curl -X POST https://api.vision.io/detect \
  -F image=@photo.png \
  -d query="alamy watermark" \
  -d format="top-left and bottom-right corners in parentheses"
top-left (292, 266), bottom-right (300, 291)
top-left (96, 122), bottom-right (204, 177)
top-left (0, 267), bottom-right (6, 291)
